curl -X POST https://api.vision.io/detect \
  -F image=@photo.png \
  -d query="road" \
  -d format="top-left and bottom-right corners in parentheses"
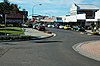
top-left (0, 28), bottom-right (100, 66)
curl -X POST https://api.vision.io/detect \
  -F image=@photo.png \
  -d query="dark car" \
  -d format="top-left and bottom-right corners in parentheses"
top-left (72, 26), bottom-right (85, 31)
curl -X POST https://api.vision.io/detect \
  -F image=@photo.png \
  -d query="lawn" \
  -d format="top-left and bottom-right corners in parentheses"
top-left (0, 27), bottom-right (24, 35)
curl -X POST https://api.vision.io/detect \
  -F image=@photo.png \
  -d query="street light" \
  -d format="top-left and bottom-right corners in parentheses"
top-left (45, 13), bottom-right (51, 17)
top-left (32, 4), bottom-right (42, 17)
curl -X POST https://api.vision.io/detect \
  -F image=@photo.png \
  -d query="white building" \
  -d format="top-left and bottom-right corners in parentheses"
top-left (68, 3), bottom-right (100, 29)
top-left (95, 10), bottom-right (100, 21)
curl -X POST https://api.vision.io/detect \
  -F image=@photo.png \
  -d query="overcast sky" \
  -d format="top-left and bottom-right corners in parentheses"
top-left (0, 0), bottom-right (100, 17)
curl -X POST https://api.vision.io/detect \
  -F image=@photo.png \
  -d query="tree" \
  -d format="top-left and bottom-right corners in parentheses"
top-left (4, 0), bottom-right (9, 3)
top-left (0, 1), bottom-right (19, 23)
top-left (0, 2), bottom-right (11, 13)
top-left (0, 1), bottom-right (19, 13)
top-left (11, 4), bottom-right (19, 11)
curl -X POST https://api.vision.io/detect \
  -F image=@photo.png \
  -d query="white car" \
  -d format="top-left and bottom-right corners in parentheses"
top-left (47, 25), bottom-right (51, 28)
top-left (59, 25), bottom-right (64, 29)
top-left (47, 24), bottom-right (54, 28)
top-left (99, 28), bottom-right (100, 34)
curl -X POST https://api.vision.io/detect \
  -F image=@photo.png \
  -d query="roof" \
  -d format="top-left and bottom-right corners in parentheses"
top-left (76, 4), bottom-right (100, 10)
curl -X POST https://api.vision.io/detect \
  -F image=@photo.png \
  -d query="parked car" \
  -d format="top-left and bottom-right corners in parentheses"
top-left (64, 25), bottom-right (71, 30)
top-left (47, 24), bottom-right (51, 28)
top-left (72, 26), bottom-right (85, 31)
top-left (99, 28), bottom-right (100, 34)
top-left (36, 24), bottom-right (45, 31)
top-left (47, 24), bottom-right (54, 28)
top-left (33, 24), bottom-right (38, 29)
top-left (59, 25), bottom-right (64, 29)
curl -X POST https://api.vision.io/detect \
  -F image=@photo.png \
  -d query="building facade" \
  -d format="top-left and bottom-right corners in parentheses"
top-left (70, 3), bottom-right (100, 29)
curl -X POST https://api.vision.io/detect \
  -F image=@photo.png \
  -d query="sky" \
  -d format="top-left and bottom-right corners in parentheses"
top-left (0, 0), bottom-right (100, 17)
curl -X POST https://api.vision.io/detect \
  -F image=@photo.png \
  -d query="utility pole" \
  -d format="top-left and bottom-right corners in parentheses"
top-left (22, 9), bottom-right (25, 32)
top-left (5, 14), bottom-right (7, 36)
top-left (23, 9), bottom-right (25, 25)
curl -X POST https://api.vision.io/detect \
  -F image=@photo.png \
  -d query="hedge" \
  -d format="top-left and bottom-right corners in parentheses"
top-left (0, 35), bottom-right (33, 41)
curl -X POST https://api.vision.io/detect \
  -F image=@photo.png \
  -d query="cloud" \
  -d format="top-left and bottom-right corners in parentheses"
top-left (9, 0), bottom-right (26, 4)
top-left (6, 0), bottom-right (100, 16)
top-left (44, 10), bottom-right (58, 13)
top-left (8, 0), bottom-right (83, 5)
top-left (91, 0), bottom-right (100, 6)
top-left (2, 0), bottom-right (100, 6)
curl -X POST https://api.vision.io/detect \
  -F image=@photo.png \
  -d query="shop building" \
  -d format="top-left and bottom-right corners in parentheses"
top-left (69, 3), bottom-right (100, 29)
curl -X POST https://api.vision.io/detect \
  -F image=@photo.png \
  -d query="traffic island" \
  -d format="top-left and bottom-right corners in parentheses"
top-left (0, 29), bottom-right (55, 41)
top-left (72, 40), bottom-right (100, 61)
top-left (44, 30), bottom-right (52, 34)
top-left (0, 35), bottom-right (39, 42)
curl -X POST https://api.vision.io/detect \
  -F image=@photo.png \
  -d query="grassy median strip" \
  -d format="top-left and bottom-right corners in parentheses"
top-left (0, 27), bottom-right (24, 35)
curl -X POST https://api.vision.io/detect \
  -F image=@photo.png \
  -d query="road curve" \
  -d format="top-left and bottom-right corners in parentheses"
top-left (0, 28), bottom-right (100, 66)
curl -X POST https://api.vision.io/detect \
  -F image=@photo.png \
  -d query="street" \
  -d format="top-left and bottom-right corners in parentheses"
top-left (0, 28), bottom-right (100, 66)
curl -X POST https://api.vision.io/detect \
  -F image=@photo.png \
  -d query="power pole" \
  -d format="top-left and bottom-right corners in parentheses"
top-left (5, 14), bottom-right (7, 36)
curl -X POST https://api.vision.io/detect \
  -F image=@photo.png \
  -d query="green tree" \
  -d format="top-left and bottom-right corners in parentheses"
top-left (4, 0), bottom-right (9, 3)
top-left (0, 1), bottom-right (19, 13)
top-left (11, 4), bottom-right (19, 11)
top-left (0, 1), bottom-right (20, 23)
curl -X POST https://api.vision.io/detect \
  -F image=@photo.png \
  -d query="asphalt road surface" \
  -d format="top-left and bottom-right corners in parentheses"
top-left (0, 28), bottom-right (100, 66)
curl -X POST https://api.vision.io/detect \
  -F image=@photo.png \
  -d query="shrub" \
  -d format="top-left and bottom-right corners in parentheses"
top-left (0, 35), bottom-right (33, 41)
top-left (92, 32), bottom-right (99, 35)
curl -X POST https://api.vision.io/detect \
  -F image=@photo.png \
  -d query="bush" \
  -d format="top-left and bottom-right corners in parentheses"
top-left (92, 32), bottom-right (99, 35)
top-left (7, 24), bottom-right (13, 27)
top-left (0, 35), bottom-right (34, 41)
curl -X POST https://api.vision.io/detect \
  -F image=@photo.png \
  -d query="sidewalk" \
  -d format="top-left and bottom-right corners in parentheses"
top-left (24, 28), bottom-right (54, 39)
top-left (85, 30), bottom-right (100, 35)
top-left (73, 40), bottom-right (100, 61)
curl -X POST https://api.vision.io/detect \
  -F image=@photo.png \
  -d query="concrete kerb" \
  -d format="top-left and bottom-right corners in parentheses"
top-left (79, 31), bottom-right (92, 35)
top-left (24, 28), bottom-right (56, 39)
top-left (84, 30), bottom-right (100, 36)
top-left (0, 32), bottom-right (56, 42)
top-left (72, 41), bottom-right (100, 61)
top-left (35, 33), bottom-right (56, 39)
top-left (80, 32), bottom-right (100, 36)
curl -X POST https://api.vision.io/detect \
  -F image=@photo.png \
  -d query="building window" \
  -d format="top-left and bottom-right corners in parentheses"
top-left (78, 10), bottom-right (95, 19)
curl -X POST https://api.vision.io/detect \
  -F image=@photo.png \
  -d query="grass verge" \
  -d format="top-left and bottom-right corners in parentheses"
top-left (0, 27), bottom-right (24, 35)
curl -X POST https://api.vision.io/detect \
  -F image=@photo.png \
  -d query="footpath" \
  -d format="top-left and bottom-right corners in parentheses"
top-left (75, 30), bottom-right (100, 61)
top-left (73, 40), bottom-right (100, 61)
